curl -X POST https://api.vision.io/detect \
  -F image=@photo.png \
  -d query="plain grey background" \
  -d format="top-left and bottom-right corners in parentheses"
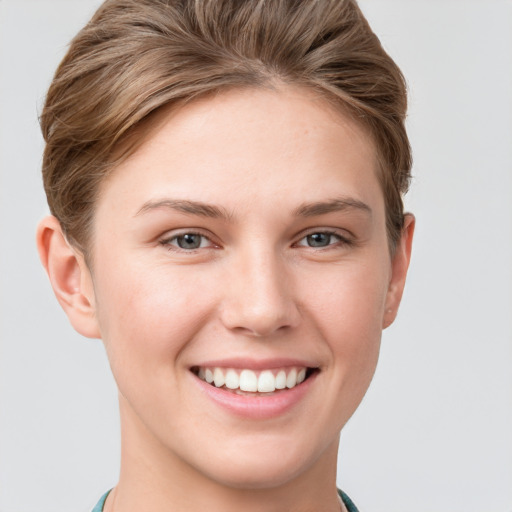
top-left (1, 1), bottom-right (511, 511)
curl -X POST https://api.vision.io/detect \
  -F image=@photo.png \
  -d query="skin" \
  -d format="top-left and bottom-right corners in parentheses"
top-left (37, 86), bottom-right (414, 512)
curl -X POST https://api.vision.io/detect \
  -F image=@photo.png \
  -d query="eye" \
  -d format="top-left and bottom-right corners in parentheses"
top-left (295, 231), bottom-right (349, 248)
top-left (160, 232), bottom-right (213, 251)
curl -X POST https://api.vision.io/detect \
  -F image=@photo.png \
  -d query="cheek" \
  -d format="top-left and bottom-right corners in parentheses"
top-left (304, 257), bottom-right (389, 332)
top-left (92, 257), bottom-right (217, 373)
top-left (301, 258), bottom-right (389, 376)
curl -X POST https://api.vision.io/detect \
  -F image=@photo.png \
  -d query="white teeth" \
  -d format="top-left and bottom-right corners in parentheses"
top-left (213, 368), bottom-right (225, 388)
top-left (286, 368), bottom-right (297, 388)
top-left (257, 370), bottom-right (276, 392)
top-left (196, 366), bottom-right (312, 393)
top-left (225, 369), bottom-right (239, 390)
top-left (275, 370), bottom-right (287, 389)
top-left (239, 369), bottom-right (258, 392)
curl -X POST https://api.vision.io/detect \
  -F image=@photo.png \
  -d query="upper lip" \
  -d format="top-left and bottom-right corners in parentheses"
top-left (190, 357), bottom-right (319, 371)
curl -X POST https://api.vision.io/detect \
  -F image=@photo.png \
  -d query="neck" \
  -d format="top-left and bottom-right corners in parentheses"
top-left (106, 397), bottom-right (344, 512)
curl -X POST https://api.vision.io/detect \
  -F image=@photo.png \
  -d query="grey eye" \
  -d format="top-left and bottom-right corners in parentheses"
top-left (306, 233), bottom-right (333, 247)
top-left (175, 233), bottom-right (203, 249)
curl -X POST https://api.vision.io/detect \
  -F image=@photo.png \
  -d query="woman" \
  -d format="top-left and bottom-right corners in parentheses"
top-left (36, 1), bottom-right (414, 510)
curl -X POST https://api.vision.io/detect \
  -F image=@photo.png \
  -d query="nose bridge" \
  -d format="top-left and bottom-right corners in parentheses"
top-left (220, 243), bottom-right (299, 336)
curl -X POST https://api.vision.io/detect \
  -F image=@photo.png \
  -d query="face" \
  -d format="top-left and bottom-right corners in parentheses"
top-left (80, 86), bottom-right (408, 489)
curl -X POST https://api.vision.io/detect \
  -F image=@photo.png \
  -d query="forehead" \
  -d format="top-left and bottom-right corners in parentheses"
top-left (97, 85), bottom-right (383, 219)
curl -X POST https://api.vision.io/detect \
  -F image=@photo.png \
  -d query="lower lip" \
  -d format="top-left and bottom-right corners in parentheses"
top-left (192, 372), bottom-right (318, 420)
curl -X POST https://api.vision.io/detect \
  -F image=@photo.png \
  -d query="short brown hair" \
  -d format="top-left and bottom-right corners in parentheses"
top-left (40, 0), bottom-right (411, 256)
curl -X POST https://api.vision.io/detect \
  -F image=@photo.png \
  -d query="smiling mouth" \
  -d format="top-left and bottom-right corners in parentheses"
top-left (191, 366), bottom-right (319, 395)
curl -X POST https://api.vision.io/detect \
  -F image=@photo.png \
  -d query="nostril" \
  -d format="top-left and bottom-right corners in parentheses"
top-left (232, 322), bottom-right (293, 338)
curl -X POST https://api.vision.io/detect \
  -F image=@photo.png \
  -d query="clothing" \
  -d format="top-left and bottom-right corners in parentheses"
top-left (92, 488), bottom-right (360, 511)
top-left (92, 491), bottom-right (110, 512)
top-left (338, 488), bottom-right (360, 512)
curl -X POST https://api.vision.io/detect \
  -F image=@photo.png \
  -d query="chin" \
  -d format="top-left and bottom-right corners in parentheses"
top-left (191, 434), bottom-right (327, 490)
top-left (202, 458), bottom-right (307, 490)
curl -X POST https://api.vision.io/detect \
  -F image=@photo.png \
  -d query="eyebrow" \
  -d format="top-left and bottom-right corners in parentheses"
top-left (293, 197), bottom-right (372, 217)
top-left (135, 198), bottom-right (232, 220)
top-left (135, 196), bottom-right (371, 220)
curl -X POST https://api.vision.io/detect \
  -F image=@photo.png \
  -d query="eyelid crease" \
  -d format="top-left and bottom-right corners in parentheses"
top-left (295, 226), bottom-right (355, 241)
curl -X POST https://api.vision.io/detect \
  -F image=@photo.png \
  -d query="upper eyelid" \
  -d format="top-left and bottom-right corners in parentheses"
top-left (295, 227), bottom-right (352, 241)
top-left (160, 228), bottom-right (214, 241)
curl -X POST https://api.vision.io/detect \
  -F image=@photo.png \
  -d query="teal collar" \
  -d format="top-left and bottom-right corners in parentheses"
top-left (92, 488), bottom-right (359, 511)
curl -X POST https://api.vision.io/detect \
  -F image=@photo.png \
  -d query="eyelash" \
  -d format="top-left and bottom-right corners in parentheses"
top-left (159, 229), bottom-right (353, 253)
top-left (294, 230), bottom-right (353, 249)
top-left (159, 231), bottom-right (216, 252)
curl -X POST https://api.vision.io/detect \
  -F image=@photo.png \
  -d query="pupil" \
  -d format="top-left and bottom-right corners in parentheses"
top-left (178, 234), bottom-right (201, 249)
top-left (307, 233), bottom-right (330, 247)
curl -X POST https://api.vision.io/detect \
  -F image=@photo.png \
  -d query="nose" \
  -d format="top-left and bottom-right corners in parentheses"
top-left (219, 248), bottom-right (300, 337)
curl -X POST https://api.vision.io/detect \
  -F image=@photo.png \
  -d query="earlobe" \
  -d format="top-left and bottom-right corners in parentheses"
top-left (382, 214), bottom-right (415, 329)
top-left (36, 216), bottom-right (101, 339)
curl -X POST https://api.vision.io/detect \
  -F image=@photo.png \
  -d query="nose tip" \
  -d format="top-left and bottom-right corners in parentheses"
top-left (222, 299), bottom-right (296, 337)
top-left (219, 256), bottom-right (300, 337)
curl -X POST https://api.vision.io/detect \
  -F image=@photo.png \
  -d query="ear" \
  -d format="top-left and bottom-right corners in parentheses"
top-left (36, 215), bottom-right (101, 338)
top-left (382, 214), bottom-right (415, 329)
